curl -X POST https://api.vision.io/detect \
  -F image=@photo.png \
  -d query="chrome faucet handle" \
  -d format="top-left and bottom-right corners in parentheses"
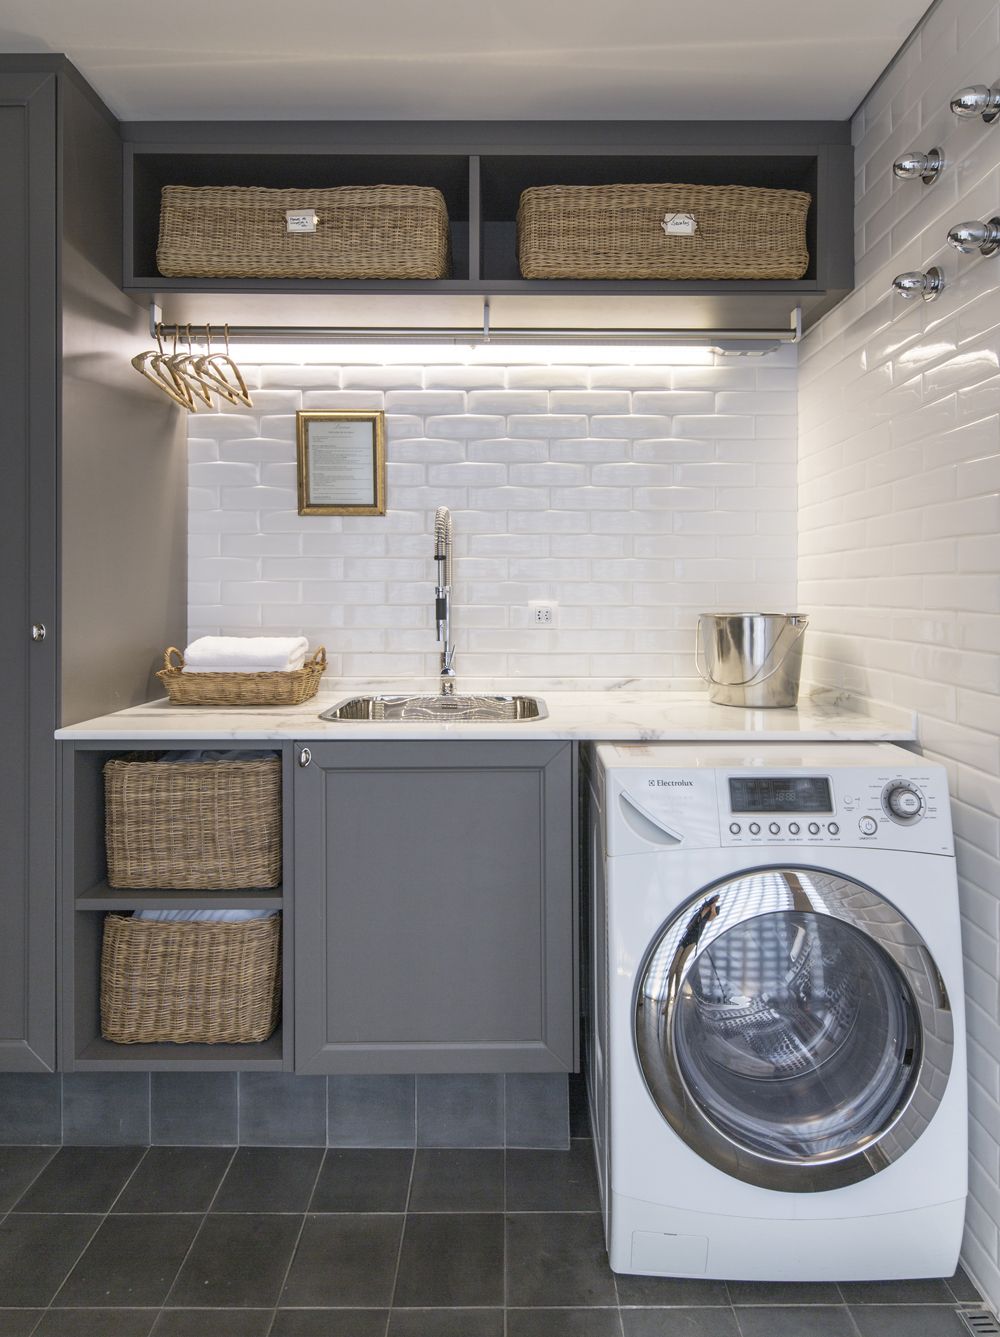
top-left (891, 267), bottom-right (944, 301)
top-left (950, 83), bottom-right (1000, 122)
top-left (947, 217), bottom-right (1000, 255)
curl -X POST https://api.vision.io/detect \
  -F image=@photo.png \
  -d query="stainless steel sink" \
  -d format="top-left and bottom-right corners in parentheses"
top-left (320, 692), bottom-right (548, 722)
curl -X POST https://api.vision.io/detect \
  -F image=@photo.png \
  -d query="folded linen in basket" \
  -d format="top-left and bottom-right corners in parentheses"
top-left (131, 909), bottom-right (277, 922)
top-left (182, 636), bottom-right (309, 673)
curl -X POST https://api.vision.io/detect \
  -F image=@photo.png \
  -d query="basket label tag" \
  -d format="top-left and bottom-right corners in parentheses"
top-left (661, 211), bottom-right (697, 236)
top-left (286, 209), bottom-right (319, 233)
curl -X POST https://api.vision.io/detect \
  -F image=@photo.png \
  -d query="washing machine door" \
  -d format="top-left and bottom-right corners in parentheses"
top-left (634, 868), bottom-right (953, 1192)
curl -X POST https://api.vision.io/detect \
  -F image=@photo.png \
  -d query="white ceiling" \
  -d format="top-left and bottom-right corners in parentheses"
top-left (0, 0), bottom-right (927, 121)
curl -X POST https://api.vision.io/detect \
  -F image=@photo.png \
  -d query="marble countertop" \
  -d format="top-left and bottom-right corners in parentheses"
top-left (55, 683), bottom-right (916, 742)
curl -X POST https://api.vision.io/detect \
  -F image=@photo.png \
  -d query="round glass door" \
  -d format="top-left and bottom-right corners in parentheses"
top-left (635, 869), bottom-right (953, 1192)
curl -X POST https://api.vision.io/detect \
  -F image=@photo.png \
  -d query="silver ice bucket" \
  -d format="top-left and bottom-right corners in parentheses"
top-left (696, 612), bottom-right (808, 708)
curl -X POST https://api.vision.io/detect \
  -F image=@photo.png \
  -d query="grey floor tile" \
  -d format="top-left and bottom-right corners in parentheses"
top-left (616, 1275), bottom-right (729, 1306)
top-left (62, 1073), bottom-right (150, 1146)
top-left (271, 1314), bottom-right (389, 1337)
top-left (13, 1146), bottom-right (145, 1213)
top-left (949, 1267), bottom-right (983, 1302)
top-left (735, 1306), bottom-right (857, 1337)
top-left (212, 1147), bottom-right (323, 1213)
top-left (0, 1074), bottom-right (61, 1145)
top-left (33, 1311), bottom-right (158, 1336)
top-left (56, 1213), bottom-right (200, 1307)
top-left (727, 1280), bottom-right (843, 1305)
top-left (508, 1309), bottom-right (622, 1336)
top-left (0, 1147), bottom-right (57, 1212)
top-left (622, 1309), bottom-right (739, 1337)
top-left (408, 1149), bottom-right (504, 1212)
top-left (394, 1213), bottom-right (504, 1308)
top-left (328, 1074), bottom-right (415, 1148)
top-left (166, 1213), bottom-right (302, 1308)
top-left (310, 1148), bottom-right (413, 1212)
top-left (506, 1139), bottom-right (601, 1212)
top-left (114, 1146), bottom-right (234, 1213)
top-left (0, 1214), bottom-right (101, 1307)
top-left (506, 1073), bottom-right (570, 1148)
top-left (0, 1313), bottom-right (43, 1337)
top-left (506, 1212), bottom-right (617, 1308)
top-left (238, 1074), bottom-right (326, 1146)
top-left (416, 1075), bottom-right (504, 1148)
top-left (150, 1073), bottom-right (238, 1146)
top-left (389, 1310), bottom-right (505, 1337)
top-left (848, 1304), bottom-right (971, 1336)
top-left (280, 1214), bottom-right (403, 1307)
top-left (838, 1277), bottom-right (956, 1304)
top-left (151, 1310), bottom-right (273, 1336)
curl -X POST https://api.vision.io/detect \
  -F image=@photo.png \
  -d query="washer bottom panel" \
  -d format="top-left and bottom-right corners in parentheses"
top-left (607, 1190), bottom-right (965, 1280)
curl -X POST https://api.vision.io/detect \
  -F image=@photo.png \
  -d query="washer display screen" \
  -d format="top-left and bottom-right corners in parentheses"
top-left (729, 777), bottom-right (833, 813)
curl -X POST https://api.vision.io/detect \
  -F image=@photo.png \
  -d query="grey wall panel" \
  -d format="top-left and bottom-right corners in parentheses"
top-left (59, 77), bottom-right (186, 724)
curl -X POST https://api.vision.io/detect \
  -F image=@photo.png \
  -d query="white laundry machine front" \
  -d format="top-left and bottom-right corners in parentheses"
top-left (584, 741), bottom-right (967, 1281)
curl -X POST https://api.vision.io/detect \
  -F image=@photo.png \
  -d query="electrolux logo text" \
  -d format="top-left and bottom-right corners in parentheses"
top-left (648, 779), bottom-right (694, 787)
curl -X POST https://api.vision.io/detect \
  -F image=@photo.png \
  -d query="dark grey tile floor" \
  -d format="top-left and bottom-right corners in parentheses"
top-left (0, 1136), bottom-right (985, 1336)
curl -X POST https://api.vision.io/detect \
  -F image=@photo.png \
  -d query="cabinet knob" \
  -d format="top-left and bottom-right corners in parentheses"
top-left (31, 623), bottom-right (46, 642)
top-left (298, 747), bottom-right (312, 768)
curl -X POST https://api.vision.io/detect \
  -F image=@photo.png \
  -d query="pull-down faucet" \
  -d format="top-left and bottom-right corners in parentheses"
top-left (434, 507), bottom-right (456, 694)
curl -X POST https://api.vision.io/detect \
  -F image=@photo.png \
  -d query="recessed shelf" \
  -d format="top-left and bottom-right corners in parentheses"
top-left (76, 881), bottom-right (284, 911)
top-left (75, 1027), bottom-right (285, 1071)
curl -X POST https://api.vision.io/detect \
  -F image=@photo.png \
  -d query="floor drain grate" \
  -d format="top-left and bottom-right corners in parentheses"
top-left (959, 1308), bottom-right (1000, 1337)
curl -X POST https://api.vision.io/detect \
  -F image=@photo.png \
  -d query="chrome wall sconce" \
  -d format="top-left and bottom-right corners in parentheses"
top-left (947, 217), bottom-right (1000, 255)
top-left (891, 267), bottom-right (944, 301)
top-left (950, 83), bottom-right (1000, 122)
top-left (892, 149), bottom-right (943, 183)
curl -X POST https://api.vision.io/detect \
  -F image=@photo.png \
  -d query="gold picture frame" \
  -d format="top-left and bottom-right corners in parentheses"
top-left (296, 410), bottom-right (386, 516)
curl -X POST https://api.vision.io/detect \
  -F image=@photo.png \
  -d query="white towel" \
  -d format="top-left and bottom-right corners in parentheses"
top-left (182, 636), bottom-right (309, 673)
top-left (132, 909), bottom-right (277, 922)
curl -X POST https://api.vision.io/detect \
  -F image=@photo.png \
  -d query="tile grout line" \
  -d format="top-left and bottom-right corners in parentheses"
top-left (159, 1142), bottom-right (238, 1322)
top-left (503, 1140), bottom-right (508, 1337)
top-left (263, 1144), bottom-right (328, 1337)
top-left (382, 1146), bottom-right (419, 1337)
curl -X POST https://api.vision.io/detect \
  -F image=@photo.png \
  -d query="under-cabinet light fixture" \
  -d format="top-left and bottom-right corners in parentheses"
top-left (947, 217), bottom-right (1000, 255)
top-left (950, 83), bottom-right (1000, 122)
top-left (892, 149), bottom-right (944, 183)
top-left (891, 268), bottom-right (944, 301)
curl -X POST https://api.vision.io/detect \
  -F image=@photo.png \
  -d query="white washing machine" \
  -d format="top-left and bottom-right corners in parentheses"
top-left (584, 741), bottom-right (967, 1281)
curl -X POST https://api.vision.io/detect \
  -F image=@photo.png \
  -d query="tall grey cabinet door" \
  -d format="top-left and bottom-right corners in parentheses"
top-left (295, 741), bottom-right (576, 1074)
top-left (0, 75), bottom-right (57, 1070)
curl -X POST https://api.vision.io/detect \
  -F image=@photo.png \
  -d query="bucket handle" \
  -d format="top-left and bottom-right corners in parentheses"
top-left (695, 616), bottom-right (808, 689)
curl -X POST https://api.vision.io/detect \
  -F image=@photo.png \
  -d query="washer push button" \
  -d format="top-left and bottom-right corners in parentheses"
top-left (808, 822), bottom-right (821, 835)
top-left (749, 822), bottom-right (761, 835)
top-left (788, 822), bottom-right (800, 835)
top-left (859, 815), bottom-right (878, 836)
top-left (769, 822), bottom-right (781, 836)
top-left (729, 822), bottom-right (741, 835)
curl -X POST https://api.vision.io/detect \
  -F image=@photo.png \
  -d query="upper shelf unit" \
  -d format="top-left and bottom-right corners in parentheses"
top-left (122, 120), bottom-right (854, 331)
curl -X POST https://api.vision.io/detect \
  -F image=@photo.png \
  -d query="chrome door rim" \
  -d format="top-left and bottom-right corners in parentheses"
top-left (634, 867), bottom-right (954, 1192)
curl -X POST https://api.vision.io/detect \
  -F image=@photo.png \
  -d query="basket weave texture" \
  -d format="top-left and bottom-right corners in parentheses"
top-left (157, 646), bottom-right (326, 707)
top-left (517, 183), bottom-right (811, 280)
top-left (157, 184), bottom-right (452, 279)
top-left (104, 757), bottom-right (282, 889)
top-left (101, 913), bottom-right (282, 1044)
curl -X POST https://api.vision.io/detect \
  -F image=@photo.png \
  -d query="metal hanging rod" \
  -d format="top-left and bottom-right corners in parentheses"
top-left (148, 302), bottom-right (802, 351)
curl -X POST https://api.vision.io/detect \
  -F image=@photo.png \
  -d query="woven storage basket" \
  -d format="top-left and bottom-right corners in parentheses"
top-left (157, 184), bottom-right (452, 279)
top-left (104, 756), bottom-right (282, 889)
top-left (517, 183), bottom-right (811, 280)
top-left (157, 646), bottom-right (326, 707)
top-left (100, 913), bottom-right (282, 1044)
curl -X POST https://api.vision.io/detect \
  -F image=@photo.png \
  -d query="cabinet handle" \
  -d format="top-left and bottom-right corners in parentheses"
top-left (31, 623), bottom-right (46, 642)
top-left (298, 747), bottom-right (312, 768)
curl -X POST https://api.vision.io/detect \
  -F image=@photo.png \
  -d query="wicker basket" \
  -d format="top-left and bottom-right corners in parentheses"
top-left (101, 913), bottom-right (282, 1044)
top-left (517, 183), bottom-right (811, 280)
top-left (157, 184), bottom-right (452, 279)
top-left (157, 646), bottom-right (326, 707)
top-left (104, 756), bottom-right (282, 889)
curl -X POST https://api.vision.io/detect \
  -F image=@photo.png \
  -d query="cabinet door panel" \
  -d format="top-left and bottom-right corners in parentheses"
top-left (294, 741), bottom-right (575, 1073)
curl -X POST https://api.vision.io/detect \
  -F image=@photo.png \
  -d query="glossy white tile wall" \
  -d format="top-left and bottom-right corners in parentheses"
top-left (188, 350), bottom-right (797, 686)
top-left (799, 0), bottom-right (1000, 1305)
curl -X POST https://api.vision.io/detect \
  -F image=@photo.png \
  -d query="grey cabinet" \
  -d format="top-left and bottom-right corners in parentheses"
top-left (294, 740), bottom-right (577, 1074)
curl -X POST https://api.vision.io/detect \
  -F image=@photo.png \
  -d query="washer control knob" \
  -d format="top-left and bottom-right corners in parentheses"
top-left (859, 815), bottom-right (878, 836)
top-left (749, 822), bottom-right (761, 835)
top-left (808, 822), bottom-right (820, 835)
top-left (768, 822), bottom-right (781, 835)
top-left (788, 822), bottom-right (800, 835)
top-left (828, 822), bottom-right (840, 835)
top-left (886, 785), bottom-right (922, 819)
top-left (729, 822), bottom-right (741, 835)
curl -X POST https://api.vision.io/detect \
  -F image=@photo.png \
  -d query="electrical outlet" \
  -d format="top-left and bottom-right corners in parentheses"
top-left (529, 601), bottom-right (558, 628)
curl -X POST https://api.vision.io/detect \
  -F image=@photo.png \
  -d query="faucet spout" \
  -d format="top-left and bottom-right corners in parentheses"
top-left (434, 507), bottom-right (456, 692)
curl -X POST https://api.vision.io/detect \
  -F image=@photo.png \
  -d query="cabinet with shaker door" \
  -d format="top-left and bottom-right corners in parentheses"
top-left (293, 740), bottom-right (577, 1074)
